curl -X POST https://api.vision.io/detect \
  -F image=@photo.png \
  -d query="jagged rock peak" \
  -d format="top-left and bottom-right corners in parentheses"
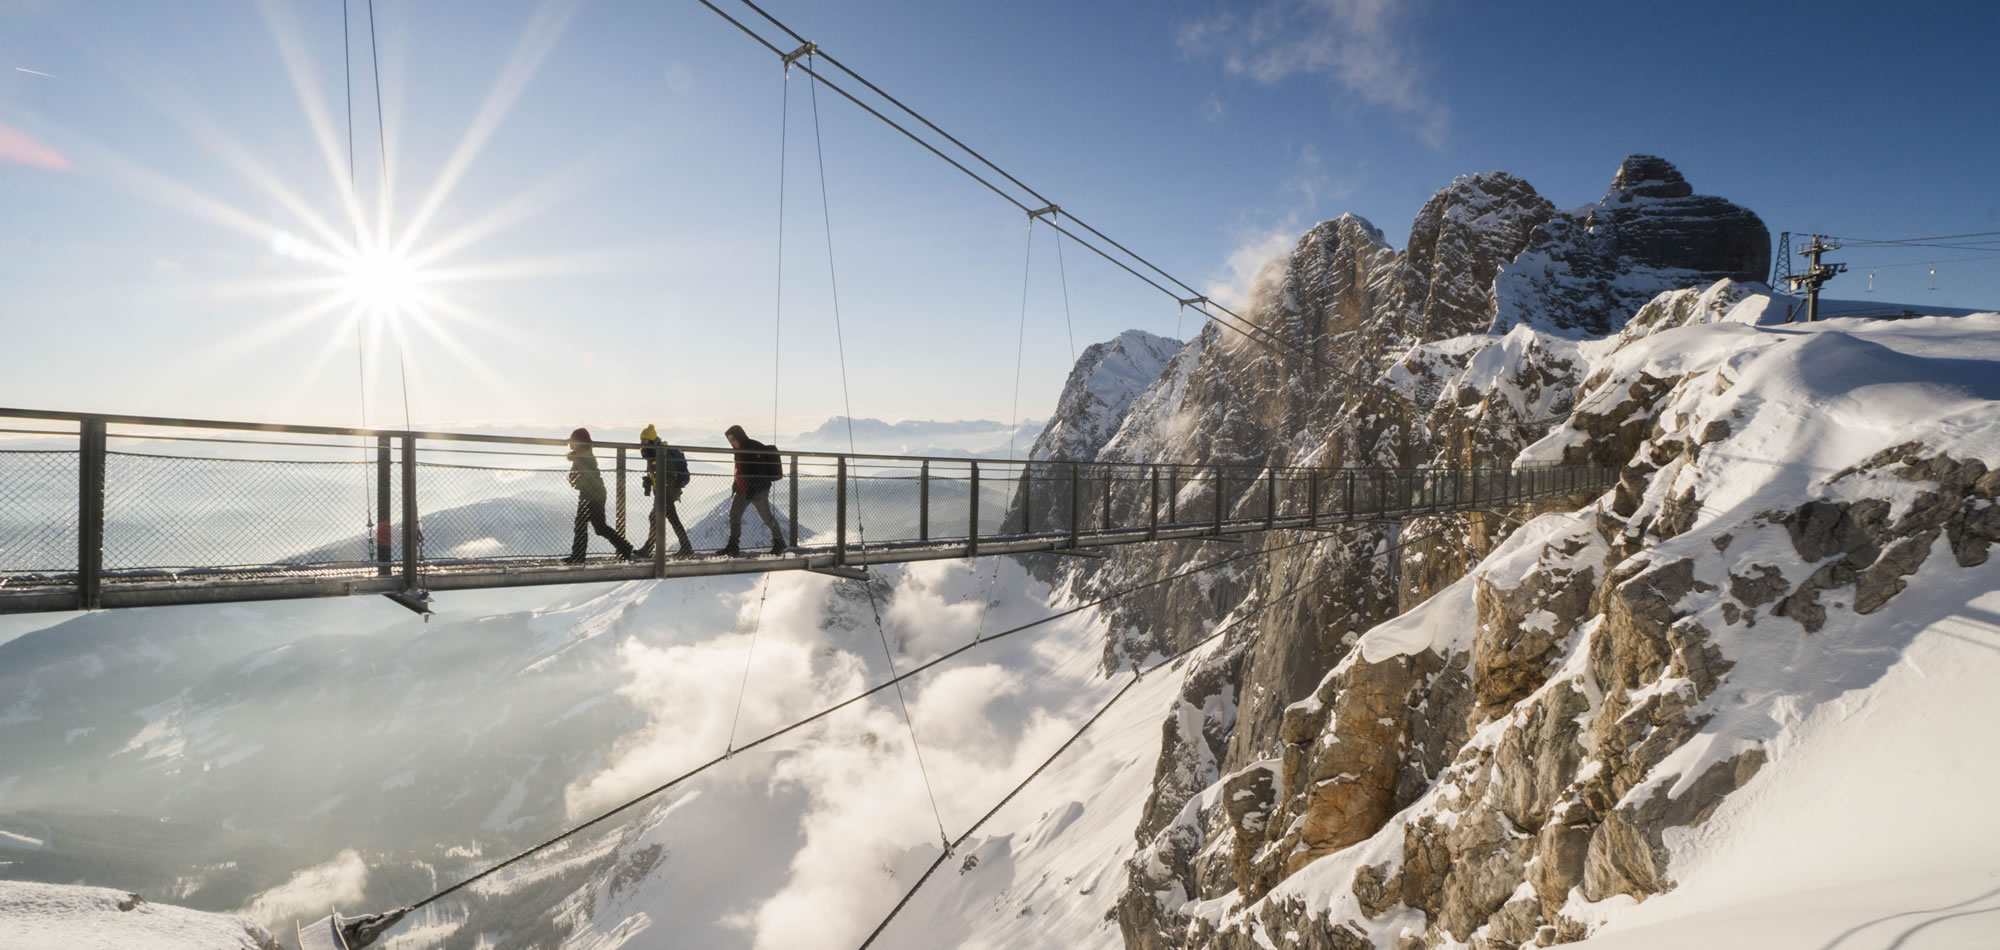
top-left (1608, 154), bottom-right (1694, 200)
top-left (1027, 329), bottom-right (1180, 464)
top-left (1396, 171), bottom-right (1559, 343)
top-left (1493, 154), bottom-right (1771, 337)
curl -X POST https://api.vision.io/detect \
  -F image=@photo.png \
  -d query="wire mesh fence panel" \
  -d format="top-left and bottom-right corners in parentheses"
top-left (977, 465), bottom-right (1021, 538)
top-left (0, 450), bottom-right (79, 577)
top-left (103, 453), bottom-right (378, 571)
top-left (415, 461), bottom-right (584, 561)
top-left (846, 472), bottom-right (924, 545)
top-left (781, 459), bottom-right (841, 549)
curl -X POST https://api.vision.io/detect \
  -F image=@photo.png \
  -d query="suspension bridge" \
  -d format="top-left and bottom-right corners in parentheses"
top-left (2, 0), bottom-right (1639, 945)
top-left (0, 407), bottom-right (1612, 616)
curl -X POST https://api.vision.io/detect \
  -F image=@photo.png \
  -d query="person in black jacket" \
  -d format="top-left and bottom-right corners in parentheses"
top-left (720, 424), bottom-right (785, 557)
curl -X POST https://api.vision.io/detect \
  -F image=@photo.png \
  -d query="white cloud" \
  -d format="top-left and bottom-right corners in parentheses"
top-left (1179, 0), bottom-right (1448, 146)
top-left (1198, 92), bottom-right (1225, 122)
top-left (240, 849), bottom-right (368, 928)
top-left (1204, 224), bottom-right (1297, 314)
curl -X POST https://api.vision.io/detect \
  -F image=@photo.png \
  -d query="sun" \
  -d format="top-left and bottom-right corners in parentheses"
top-left (340, 246), bottom-right (422, 318)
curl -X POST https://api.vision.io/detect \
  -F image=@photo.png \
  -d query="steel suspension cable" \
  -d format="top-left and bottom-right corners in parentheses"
top-left (805, 53), bottom-right (951, 849)
top-left (1053, 226), bottom-right (1077, 364)
top-left (398, 528), bottom-right (1337, 917)
top-left (685, 0), bottom-right (1294, 364)
top-left (730, 62), bottom-right (794, 757)
top-left (856, 523), bottom-right (1422, 948)
top-left (691, 1), bottom-right (1566, 432)
top-left (339, 0), bottom-right (373, 540)
top-left (972, 218), bottom-right (1038, 644)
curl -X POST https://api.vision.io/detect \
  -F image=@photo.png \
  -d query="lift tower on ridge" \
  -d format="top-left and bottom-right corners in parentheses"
top-left (1775, 232), bottom-right (1846, 322)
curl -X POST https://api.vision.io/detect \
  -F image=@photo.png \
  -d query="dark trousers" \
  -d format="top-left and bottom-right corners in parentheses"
top-left (726, 484), bottom-right (783, 547)
top-left (636, 498), bottom-right (693, 556)
top-left (572, 496), bottom-right (632, 559)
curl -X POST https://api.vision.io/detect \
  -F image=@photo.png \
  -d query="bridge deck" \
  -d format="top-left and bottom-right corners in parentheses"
top-left (0, 408), bottom-right (1613, 615)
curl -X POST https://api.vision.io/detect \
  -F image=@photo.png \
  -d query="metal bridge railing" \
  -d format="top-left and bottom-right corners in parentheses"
top-left (0, 408), bottom-right (1620, 613)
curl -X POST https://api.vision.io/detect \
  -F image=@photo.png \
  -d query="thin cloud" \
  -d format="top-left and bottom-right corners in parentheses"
top-left (0, 122), bottom-right (70, 171)
top-left (1198, 92), bottom-right (1224, 122)
top-left (1179, 0), bottom-right (1449, 147)
top-left (15, 66), bottom-right (58, 78)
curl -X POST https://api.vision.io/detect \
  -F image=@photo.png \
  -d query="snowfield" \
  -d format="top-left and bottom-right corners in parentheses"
top-left (0, 880), bottom-right (277, 950)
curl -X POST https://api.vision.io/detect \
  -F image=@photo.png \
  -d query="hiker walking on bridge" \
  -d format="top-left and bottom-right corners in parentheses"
top-left (633, 424), bottom-right (695, 559)
top-left (720, 424), bottom-right (785, 557)
top-left (564, 428), bottom-right (635, 564)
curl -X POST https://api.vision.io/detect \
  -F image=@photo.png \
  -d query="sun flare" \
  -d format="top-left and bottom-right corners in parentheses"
top-left (340, 246), bottom-right (421, 317)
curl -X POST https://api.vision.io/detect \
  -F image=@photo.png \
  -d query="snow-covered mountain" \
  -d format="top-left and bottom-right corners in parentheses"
top-left (6, 154), bottom-right (1996, 950)
top-left (787, 416), bottom-right (1045, 459)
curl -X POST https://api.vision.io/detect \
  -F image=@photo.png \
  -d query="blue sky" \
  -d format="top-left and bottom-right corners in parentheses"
top-left (2, 0), bottom-right (1995, 437)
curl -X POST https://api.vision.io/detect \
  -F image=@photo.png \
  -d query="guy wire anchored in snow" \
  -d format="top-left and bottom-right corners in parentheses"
top-left (856, 521), bottom-right (1458, 949)
top-left (388, 527), bottom-right (1355, 926)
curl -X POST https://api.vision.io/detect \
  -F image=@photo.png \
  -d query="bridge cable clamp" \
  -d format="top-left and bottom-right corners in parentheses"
top-left (1027, 204), bottom-right (1060, 221)
top-left (782, 41), bottom-right (817, 71)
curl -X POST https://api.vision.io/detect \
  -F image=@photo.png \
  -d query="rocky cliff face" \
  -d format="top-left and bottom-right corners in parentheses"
top-left (1012, 329), bottom-right (1180, 537)
top-left (1492, 155), bottom-right (1770, 337)
top-left (1170, 305), bottom-right (2000, 949)
top-left (1003, 156), bottom-right (1864, 948)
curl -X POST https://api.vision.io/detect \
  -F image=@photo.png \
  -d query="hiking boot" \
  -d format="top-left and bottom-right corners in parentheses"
top-left (718, 543), bottom-right (740, 558)
top-left (561, 554), bottom-right (586, 565)
top-left (770, 541), bottom-right (786, 556)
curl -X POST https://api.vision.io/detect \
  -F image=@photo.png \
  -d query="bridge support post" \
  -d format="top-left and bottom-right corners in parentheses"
top-left (1021, 462), bottom-right (1031, 535)
top-left (1309, 469), bottom-right (1319, 527)
top-left (836, 456), bottom-right (848, 566)
top-left (1471, 465), bottom-right (1479, 506)
top-left (1345, 470), bottom-right (1354, 520)
top-left (788, 454), bottom-right (799, 549)
top-left (1266, 468), bottom-right (1276, 531)
top-left (1068, 463), bottom-right (1080, 548)
top-left (616, 447), bottom-right (627, 537)
top-left (376, 435), bottom-right (392, 576)
top-left (1148, 466), bottom-right (1159, 541)
top-left (400, 434), bottom-right (419, 590)
top-left (1102, 468), bottom-right (1112, 532)
top-left (968, 462), bottom-right (979, 558)
top-left (919, 460), bottom-right (929, 541)
top-left (651, 451), bottom-right (667, 578)
top-left (1168, 467), bottom-right (1177, 525)
top-left (77, 419), bottom-right (105, 611)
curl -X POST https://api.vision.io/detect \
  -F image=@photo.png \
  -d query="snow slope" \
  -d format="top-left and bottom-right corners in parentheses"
top-left (0, 880), bottom-right (278, 950)
top-left (1577, 571), bottom-right (2000, 949)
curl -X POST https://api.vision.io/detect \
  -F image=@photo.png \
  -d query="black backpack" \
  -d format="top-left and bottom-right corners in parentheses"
top-left (756, 445), bottom-right (784, 485)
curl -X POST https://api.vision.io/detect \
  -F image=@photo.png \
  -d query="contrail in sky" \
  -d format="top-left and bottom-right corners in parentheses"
top-left (14, 67), bottom-right (58, 79)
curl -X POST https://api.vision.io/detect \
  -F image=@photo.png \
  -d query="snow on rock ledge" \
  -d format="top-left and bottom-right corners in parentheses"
top-left (1159, 311), bottom-right (2000, 948)
top-left (0, 880), bottom-right (281, 950)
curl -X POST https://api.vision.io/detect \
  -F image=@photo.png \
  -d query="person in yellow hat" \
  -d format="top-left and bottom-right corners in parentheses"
top-left (633, 424), bottom-right (695, 558)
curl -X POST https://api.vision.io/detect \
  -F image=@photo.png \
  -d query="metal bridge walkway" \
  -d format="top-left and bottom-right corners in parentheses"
top-left (0, 409), bottom-right (1615, 615)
